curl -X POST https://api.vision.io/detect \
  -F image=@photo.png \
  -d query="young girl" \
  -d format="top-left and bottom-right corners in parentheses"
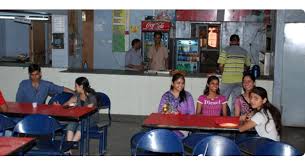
top-left (196, 76), bottom-right (228, 116)
top-left (64, 77), bottom-right (97, 142)
top-left (158, 73), bottom-right (195, 115)
top-left (234, 73), bottom-right (256, 120)
top-left (239, 87), bottom-right (281, 141)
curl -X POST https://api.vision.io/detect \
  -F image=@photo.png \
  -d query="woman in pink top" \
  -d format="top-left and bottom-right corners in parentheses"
top-left (196, 76), bottom-right (228, 116)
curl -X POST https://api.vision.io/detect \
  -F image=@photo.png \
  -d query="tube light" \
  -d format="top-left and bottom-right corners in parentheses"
top-left (26, 17), bottom-right (49, 20)
top-left (0, 16), bottom-right (15, 19)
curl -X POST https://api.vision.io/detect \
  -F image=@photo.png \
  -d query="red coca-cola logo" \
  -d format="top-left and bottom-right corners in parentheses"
top-left (142, 21), bottom-right (170, 31)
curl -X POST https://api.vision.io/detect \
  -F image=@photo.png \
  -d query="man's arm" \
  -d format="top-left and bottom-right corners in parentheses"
top-left (16, 82), bottom-right (24, 102)
top-left (165, 58), bottom-right (168, 70)
top-left (219, 64), bottom-right (224, 74)
top-left (217, 50), bottom-right (227, 74)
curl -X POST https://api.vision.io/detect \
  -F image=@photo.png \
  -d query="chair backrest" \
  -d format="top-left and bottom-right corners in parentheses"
top-left (192, 135), bottom-right (241, 156)
top-left (48, 92), bottom-right (74, 105)
top-left (13, 114), bottom-right (62, 136)
top-left (95, 92), bottom-right (111, 109)
top-left (0, 114), bottom-right (16, 135)
top-left (135, 129), bottom-right (184, 156)
top-left (255, 141), bottom-right (302, 156)
top-left (237, 136), bottom-right (274, 155)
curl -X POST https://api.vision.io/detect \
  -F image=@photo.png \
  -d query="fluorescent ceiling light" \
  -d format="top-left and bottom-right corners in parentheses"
top-left (0, 16), bottom-right (15, 19)
top-left (26, 16), bottom-right (49, 20)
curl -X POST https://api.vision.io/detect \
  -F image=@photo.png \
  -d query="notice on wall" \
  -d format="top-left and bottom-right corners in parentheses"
top-left (112, 10), bottom-right (128, 52)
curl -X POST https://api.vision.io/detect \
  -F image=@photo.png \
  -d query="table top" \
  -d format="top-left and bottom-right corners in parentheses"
top-left (2, 102), bottom-right (96, 120)
top-left (143, 113), bottom-right (240, 131)
top-left (0, 137), bottom-right (35, 156)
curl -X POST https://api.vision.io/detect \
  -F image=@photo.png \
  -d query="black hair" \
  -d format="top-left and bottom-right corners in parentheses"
top-left (250, 87), bottom-right (282, 135)
top-left (28, 64), bottom-right (41, 73)
top-left (203, 76), bottom-right (220, 95)
top-left (75, 77), bottom-right (96, 96)
top-left (230, 34), bottom-right (240, 42)
top-left (170, 73), bottom-right (186, 103)
top-left (131, 38), bottom-right (140, 46)
top-left (242, 73), bottom-right (256, 92)
top-left (154, 31), bottom-right (163, 38)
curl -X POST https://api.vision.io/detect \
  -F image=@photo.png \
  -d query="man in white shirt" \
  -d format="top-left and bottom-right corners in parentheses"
top-left (148, 32), bottom-right (168, 71)
top-left (125, 39), bottom-right (144, 71)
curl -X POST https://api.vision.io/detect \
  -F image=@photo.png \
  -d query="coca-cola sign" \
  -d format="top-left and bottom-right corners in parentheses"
top-left (141, 21), bottom-right (171, 32)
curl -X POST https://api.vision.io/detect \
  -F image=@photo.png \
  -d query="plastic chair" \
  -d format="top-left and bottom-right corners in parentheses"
top-left (183, 132), bottom-right (214, 152)
top-left (0, 114), bottom-right (16, 136)
top-left (192, 135), bottom-right (241, 156)
top-left (130, 131), bottom-right (147, 155)
top-left (13, 114), bottom-right (73, 156)
top-left (87, 92), bottom-right (111, 155)
top-left (133, 129), bottom-right (184, 156)
top-left (48, 92), bottom-right (74, 105)
top-left (95, 92), bottom-right (111, 126)
top-left (237, 136), bottom-right (274, 155)
top-left (255, 141), bottom-right (303, 156)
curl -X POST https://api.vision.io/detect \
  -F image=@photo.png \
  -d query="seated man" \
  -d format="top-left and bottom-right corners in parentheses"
top-left (0, 90), bottom-right (8, 111)
top-left (16, 64), bottom-right (74, 104)
top-left (125, 38), bottom-right (144, 71)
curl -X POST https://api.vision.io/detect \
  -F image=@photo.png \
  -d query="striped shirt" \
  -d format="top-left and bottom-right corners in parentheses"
top-left (197, 95), bottom-right (227, 116)
top-left (218, 45), bottom-right (250, 83)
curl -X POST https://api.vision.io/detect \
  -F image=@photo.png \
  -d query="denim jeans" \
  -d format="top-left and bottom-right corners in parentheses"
top-left (220, 83), bottom-right (242, 116)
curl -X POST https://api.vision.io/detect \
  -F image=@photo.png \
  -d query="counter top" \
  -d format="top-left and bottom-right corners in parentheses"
top-left (62, 68), bottom-right (273, 80)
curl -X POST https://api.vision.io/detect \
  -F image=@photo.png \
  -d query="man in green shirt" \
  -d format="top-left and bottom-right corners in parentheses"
top-left (217, 34), bottom-right (251, 116)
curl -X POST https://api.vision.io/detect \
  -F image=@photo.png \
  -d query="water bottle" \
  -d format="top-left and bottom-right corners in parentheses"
top-left (251, 65), bottom-right (260, 79)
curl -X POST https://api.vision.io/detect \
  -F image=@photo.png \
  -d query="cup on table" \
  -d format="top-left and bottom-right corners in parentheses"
top-left (32, 102), bottom-right (37, 108)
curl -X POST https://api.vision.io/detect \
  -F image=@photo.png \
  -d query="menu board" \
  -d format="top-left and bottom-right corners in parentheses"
top-left (112, 10), bottom-right (127, 52)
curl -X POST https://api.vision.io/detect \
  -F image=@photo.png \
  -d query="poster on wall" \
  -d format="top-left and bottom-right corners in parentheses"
top-left (112, 10), bottom-right (127, 52)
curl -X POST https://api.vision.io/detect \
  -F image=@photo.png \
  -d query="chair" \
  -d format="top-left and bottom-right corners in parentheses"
top-left (192, 135), bottom-right (241, 156)
top-left (255, 141), bottom-right (303, 156)
top-left (183, 132), bottom-right (214, 153)
top-left (237, 136), bottom-right (274, 155)
top-left (130, 131), bottom-right (147, 155)
top-left (0, 114), bottom-right (16, 136)
top-left (13, 114), bottom-right (73, 156)
top-left (48, 92), bottom-right (74, 105)
top-left (87, 92), bottom-right (111, 155)
top-left (132, 129), bottom-right (184, 156)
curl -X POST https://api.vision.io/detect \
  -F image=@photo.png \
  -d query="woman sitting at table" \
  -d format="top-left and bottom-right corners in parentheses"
top-left (62, 77), bottom-right (97, 142)
top-left (158, 73), bottom-right (195, 138)
top-left (239, 87), bottom-right (281, 141)
top-left (234, 73), bottom-right (256, 120)
top-left (196, 76), bottom-right (228, 116)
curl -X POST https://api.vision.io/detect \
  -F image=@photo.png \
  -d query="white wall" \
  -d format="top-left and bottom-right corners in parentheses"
top-left (0, 66), bottom-right (273, 116)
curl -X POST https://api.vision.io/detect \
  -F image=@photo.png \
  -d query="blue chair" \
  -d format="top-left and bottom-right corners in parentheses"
top-left (237, 136), bottom-right (274, 155)
top-left (13, 114), bottom-right (73, 156)
top-left (183, 132), bottom-right (214, 152)
top-left (48, 92), bottom-right (74, 105)
top-left (0, 114), bottom-right (16, 136)
top-left (133, 129), bottom-right (184, 156)
top-left (87, 92), bottom-right (111, 155)
top-left (130, 131), bottom-right (147, 155)
top-left (255, 141), bottom-right (303, 156)
top-left (192, 135), bottom-right (241, 156)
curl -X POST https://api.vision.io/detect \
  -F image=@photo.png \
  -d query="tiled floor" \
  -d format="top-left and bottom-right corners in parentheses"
top-left (73, 114), bottom-right (305, 156)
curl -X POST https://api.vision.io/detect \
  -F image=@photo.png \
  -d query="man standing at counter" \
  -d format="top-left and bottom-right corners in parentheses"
top-left (148, 32), bottom-right (168, 71)
top-left (16, 64), bottom-right (74, 104)
top-left (217, 34), bottom-right (251, 115)
top-left (125, 38), bottom-right (144, 71)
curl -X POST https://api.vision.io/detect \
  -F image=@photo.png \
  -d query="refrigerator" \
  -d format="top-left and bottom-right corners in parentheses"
top-left (141, 21), bottom-right (171, 67)
top-left (175, 38), bottom-right (200, 73)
